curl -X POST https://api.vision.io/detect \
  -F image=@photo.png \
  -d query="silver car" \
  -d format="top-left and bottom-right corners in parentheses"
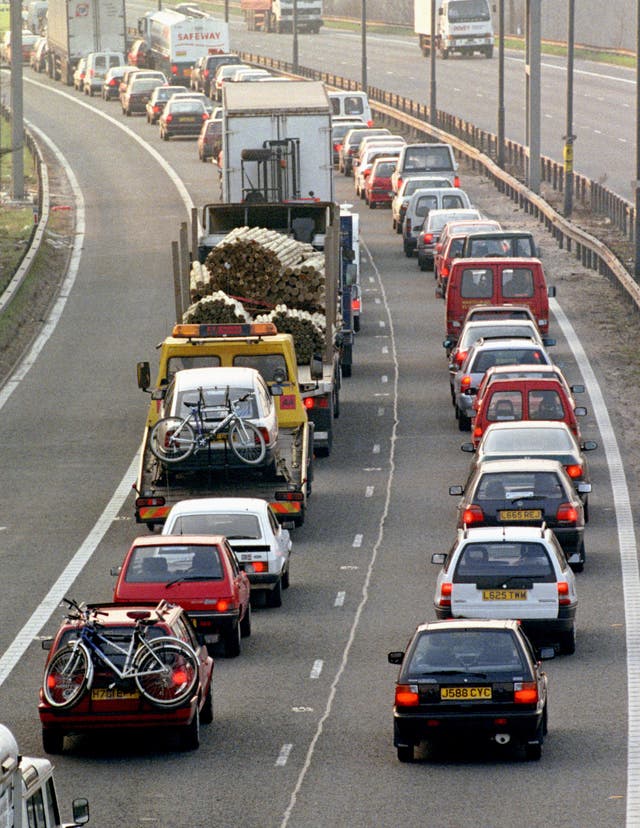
top-left (415, 207), bottom-right (481, 268)
top-left (403, 193), bottom-right (474, 259)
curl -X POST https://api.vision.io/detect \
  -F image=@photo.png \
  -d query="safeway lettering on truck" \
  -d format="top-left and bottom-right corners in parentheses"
top-left (177, 31), bottom-right (224, 41)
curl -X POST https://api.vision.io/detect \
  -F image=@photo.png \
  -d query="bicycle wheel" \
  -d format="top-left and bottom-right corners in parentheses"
top-left (228, 420), bottom-right (266, 465)
top-left (134, 638), bottom-right (199, 708)
top-left (43, 643), bottom-right (93, 708)
top-left (149, 417), bottom-right (196, 464)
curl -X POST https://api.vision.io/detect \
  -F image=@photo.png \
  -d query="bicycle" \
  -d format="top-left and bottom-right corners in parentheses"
top-left (42, 599), bottom-right (199, 710)
top-left (149, 386), bottom-right (267, 466)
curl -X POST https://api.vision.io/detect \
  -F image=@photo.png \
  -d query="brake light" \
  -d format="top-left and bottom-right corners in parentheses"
top-left (395, 684), bottom-right (419, 706)
top-left (460, 375), bottom-right (472, 390)
top-left (258, 426), bottom-right (271, 446)
top-left (304, 396), bottom-right (329, 410)
top-left (352, 297), bottom-right (361, 312)
top-left (153, 104), bottom-right (160, 113)
top-left (463, 505), bottom-right (484, 525)
top-left (396, 176), bottom-right (403, 190)
top-left (565, 464), bottom-right (583, 479)
top-left (406, 219), bottom-right (411, 233)
top-left (454, 350), bottom-right (468, 366)
top-left (244, 561), bottom-right (267, 573)
top-left (557, 581), bottom-right (571, 605)
top-left (172, 666), bottom-right (190, 686)
top-left (454, 175), bottom-right (460, 187)
top-left (109, 78), bottom-right (117, 86)
top-left (438, 582), bottom-right (452, 607)
top-left (216, 598), bottom-right (237, 612)
top-left (204, 68), bottom-right (210, 77)
top-left (363, 169), bottom-right (371, 178)
top-left (89, 69), bottom-right (95, 77)
top-left (473, 426), bottom-right (483, 439)
top-left (171, 64), bottom-right (178, 76)
top-left (513, 681), bottom-right (538, 704)
top-left (422, 233), bottom-right (434, 244)
top-left (165, 114), bottom-right (173, 123)
top-left (202, 112), bottom-right (209, 121)
top-left (442, 264), bottom-right (450, 278)
top-left (367, 119), bottom-right (373, 127)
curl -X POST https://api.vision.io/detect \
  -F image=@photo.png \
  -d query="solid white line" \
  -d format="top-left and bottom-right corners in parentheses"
top-left (276, 744), bottom-right (293, 767)
top-left (309, 659), bottom-right (323, 679)
top-left (550, 299), bottom-right (640, 826)
top-left (280, 236), bottom-right (399, 827)
top-left (334, 592), bottom-right (346, 607)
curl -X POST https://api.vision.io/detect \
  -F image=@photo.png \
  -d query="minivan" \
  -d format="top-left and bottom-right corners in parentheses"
top-left (402, 189), bottom-right (473, 257)
top-left (444, 257), bottom-right (556, 343)
top-left (391, 142), bottom-right (459, 194)
top-left (327, 91), bottom-right (372, 126)
top-left (83, 51), bottom-right (125, 96)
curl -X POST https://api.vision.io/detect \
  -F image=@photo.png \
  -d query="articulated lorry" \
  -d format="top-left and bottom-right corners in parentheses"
top-left (134, 9), bottom-right (229, 85)
top-left (414, 0), bottom-right (494, 59)
top-left (241, 0), bottom-right (323, 34)
top-left (0, 724), bottom-right (89, 827)
top-left (46, 0), bottom-right (127, 84)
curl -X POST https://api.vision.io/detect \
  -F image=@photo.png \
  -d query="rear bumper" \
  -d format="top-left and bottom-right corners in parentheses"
top-left (434, 605), bottom-right (577, 633)
top-left (393, 707), bottom-right (542, 746)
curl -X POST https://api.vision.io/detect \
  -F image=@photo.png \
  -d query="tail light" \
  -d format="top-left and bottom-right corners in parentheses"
top-left (442, 264), bottom-right (450, 278)
top-left (153, 104), bottom-right (160, 113)
top-left (204, 68), bottom-right (210, 77)
top-left (396, 176), bottom-right (403, 190)
top-left (363, 169), bottom-right (371, 178)
top-left (437, 582), bottom-right (452, 607)
top-left (258, 426), bottom-right (271, 446)
top-left (395, 684), bottom-right (419, 706)
top-left (462, 505), bottom-right (484, 525)
top-left (513, 681), bottom-right (538, 704)
top-left (215, 598), bottom-right (238, 612)
top-left (565, 464), bottom-right (583, 479)
top-left (460, 375), bottom-right (472, 391)
top-left (352, 297), bottom-right (361, 312)
top-left (454, 350), bottom-right (467, 366)
top-left (473, 426), bottom-right (483, 440)
top-left (243, 561), bottom-right (267, 573)
top-left (453, 175), bottom-right (460, 187)
top-left (165, 114), bottom-right (173, 123)
top-left (109, 78), bottom-right (117, 87)
top-left (171, 64), bottom-right (178, 76)
top-left (304, 396), bottom-right (329, 410)
top-left (406, 219), bottom-right (411, 233)
top-left (367, 119), bottom-right (373, 127)
top-left (556, 503), bottom-right (578, 523)
top-left (557, 581), bottom-right (571, 605)
top-left (89, 69), bottom-right (95, 77)
top-left (422, 232), bottom-right (434, 244)
top-left (202, 112), bottom-right (209, 121)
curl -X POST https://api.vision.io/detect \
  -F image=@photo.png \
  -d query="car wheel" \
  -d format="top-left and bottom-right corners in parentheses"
top-left (369, 200), bottom-right (377, 209)
top-left (282, 565), bottom-right (290, 589)
top-left (199, 680), bottom-right (214, 724)
top-left (403, 241), bottom-right (413, 258)
top-left (223, 621), bottom-right (241, 657)
top-left (397, 744), bottom-right (414, 763)
top-left (353, 316), bottom-right (361, 333)
top-left (240, 602), bottom-right (252, 638)
top-left (418, 256), bottom-right (429, 271)
top-left (524, 739), bottom-right (542, 761)
top-left (558, 626), bottom-right (576, 655)
top-left (180, 711), bottom-right (200, 751)
top-left (457, 408), bottom-right (470, 431)
top-left (583, 497), bottom-right (589, 523)
top-left (125, 107), bottom-right (131, 117)
top-left (266, 577), bottom-right (283, 608)
top-left (396, 222), bottom-right (403, 235)
top-left (42, 728), bottom-right (64, 754)
top-left (162, 130), bottom-right (170, 141)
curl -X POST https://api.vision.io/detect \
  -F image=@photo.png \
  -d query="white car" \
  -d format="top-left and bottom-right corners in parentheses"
top-left (156, 366), bottom-right (278, 470)
top-left (431, 525), bottom-right (578, 654)
top-left (354, 143), bottom-right (404, 199)
top-left (391, 175), bottom-right (456, 233)
top-left (162, 497), bottom-right (292, 607)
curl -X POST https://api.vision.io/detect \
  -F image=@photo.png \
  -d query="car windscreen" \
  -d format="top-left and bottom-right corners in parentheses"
top-left (471, 348), bottom-right (546, 373)
top-left (402, 145), bottom-right (454, 172)
top-left (484, 426), bottom-right (574, 453)
top-left (169, 513), bottom-right (262, 539)
top-left (453, 542), bottom-right (555, 582)
top-left (406, 629), bottom-right (526, 675)
top-left (447, 0), bottom-right (491, 21)
top-left (177, 386), bottom-right (257, 419)
top-left (477, 471), bottom-right (565, 502)
top-left (233, 353), bottom-right (289, 383)
top-left (125, 544), bottom-right (223, 582)
top-left (166, 355), bottom-right (221, 383)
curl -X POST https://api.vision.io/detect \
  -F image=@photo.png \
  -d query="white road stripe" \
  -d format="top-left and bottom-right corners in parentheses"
top-left (365, 486), bottom-right (374, 498)
top-left (276, 744), bottom-right (293, 766)
top-left (352, 534), bottom-right (363, 548)
top-left (310, 660), bottom-right (323, 679)
top-left (334, 592), bottom-right (346, 607)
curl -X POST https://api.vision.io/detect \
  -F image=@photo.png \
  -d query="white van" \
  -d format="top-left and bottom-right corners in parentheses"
top-left (83, 51), bottom-right (125, 96)
top-left (327, 91), bottom-right (373, 126)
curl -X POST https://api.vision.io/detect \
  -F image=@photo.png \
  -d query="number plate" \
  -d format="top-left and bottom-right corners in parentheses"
top-left (180, 116), bottom-right (197, 123)
top-left (482, 589), bottom-right (528, 601)
top-left (441, 686), bottom-right (492, 700)
top-left (237, 552), bottom-right (267, 562)
top-left (499, 509), bottom-right (542, 521)
top-left (91, 688), bottom-right (139, 701)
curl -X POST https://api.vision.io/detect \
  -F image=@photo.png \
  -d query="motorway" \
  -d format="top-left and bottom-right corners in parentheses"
top-left (0, 14), bottom-right (638, 828)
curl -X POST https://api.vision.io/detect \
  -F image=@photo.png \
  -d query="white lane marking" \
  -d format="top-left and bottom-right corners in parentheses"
top-left (334, 592), bottom-right (346, 607)
top-left (378, 320), bottom-right (386, 328)
top-left (365, 486), bottom-right (374, 498)
top-left (340, 565), bottom-right (359, 571)
top-left (375, 297), bottom-right (381, 304)
top-left (352, 534), bottom-right (363, 548)
top-left (550, 299), bottom-right (640, 825)
top-left (381, 375), bottom-right (388, 383)
top-left (372, 444), bottom-right (381, 454)
top-left (0, 83), bottom-right (194, 685)
top-left (310, 660), bottom-right (323, 679)
top-left (382, 345), bottom-right (389, 354)
top-left (280, 235), bottom-right (399, 827)
top-left (377, 407), bottom-right (385, 416)
top-left (276, 744), bottom-right (293, 766)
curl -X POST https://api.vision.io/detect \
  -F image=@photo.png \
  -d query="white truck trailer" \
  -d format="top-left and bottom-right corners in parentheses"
top-left (414, 0), bottom-right (494, 59)
top-left (46, 0), bottom-right (127, 84)
top-left (241, 0), bottom-right (323, 34)
top-left (0, 724), bottom-right (89, 827)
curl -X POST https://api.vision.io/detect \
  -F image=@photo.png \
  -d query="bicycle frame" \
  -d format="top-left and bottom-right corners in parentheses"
top-left (71, 623), bottom-right (172, 684)
top-left (183, 389), bottom-right (256, 451)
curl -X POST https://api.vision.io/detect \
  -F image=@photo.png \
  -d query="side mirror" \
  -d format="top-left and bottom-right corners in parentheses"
top-left (542, 337), bottom-right (556, 347)
top-left (537, 646), bottom-right (555, 661)
top-left (547, 286), bottom-right (557, 297)
top-left (270, 384), bottom-right (283, 397)
top-left (460, 442), bottom-right (475, 453)
top-left (581, 440), bottom-right (598, 451)
top-left (431, 552), bottom-right (446, 565)
top-left (449, 485), bottom-right (463, 496)
top-left (570, 384), bottom-right (585, 394)
top-left (110, 566), bottom-right (122, 576)
top-left (310, 354), bottom-right (323, 381)
top-left (388, 651), bottom-right (404, 665)
top-left (574, 406), bottom-right (587, 416)
top-left (41, 638), bottom-right (53, 651)
top-left (72, 798), bottom-right (90, 826)
top-left (577, 482), bottom-right (592, 494)
top-left (443, 338), bottom-right (452, 349)
top-left (137, 361), bottom-right (151, 391)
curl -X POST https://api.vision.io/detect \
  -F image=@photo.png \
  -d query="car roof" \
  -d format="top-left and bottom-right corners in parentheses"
top-left (167, 497), bottom-right (270, 517)
top-left (462, 319), bottom-right (537, 332)
top-left (131, 534), bottom-right (228, 548)
top-left (172, 365), bottom-right (260, 389)
top-left (458, 524), bottom-right (552, 542)
top-left (415, 618), bottom-right (522, 634)
top-left (454, 256), bottom-right (543, 266)
top-left (475, 457), bottom-right (566, 474)
top-left (470, 336), bottom-right (542, 351)
top-left (482, 420), bottom-right (574, 436)
top-left (485, 376), bottom-right (567, 390)
top-left (60, 602), bottom-right (183, 627)
top-left (466, 230), bottom-right (536, 240)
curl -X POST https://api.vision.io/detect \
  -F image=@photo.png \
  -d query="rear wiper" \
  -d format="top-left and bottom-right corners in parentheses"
top-left (165, 575), bottom-right (214, 588)
top-left (417, 669), bottom-right (489, 678)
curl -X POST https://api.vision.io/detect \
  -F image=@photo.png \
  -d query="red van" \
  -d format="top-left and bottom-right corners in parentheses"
top-left (471, 377), bottom-right (587, 448)
top-left (444, 257), bottom-right (556, 344)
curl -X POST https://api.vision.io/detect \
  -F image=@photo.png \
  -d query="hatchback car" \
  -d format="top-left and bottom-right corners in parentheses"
top-left (145, 84), bottom-right (188, 124)
top-left (364, 157), bottom-right (398, 208)
top-left (431, 525), bottom-right (578, 654)
top-left (122, 76), bottom-right (166, 116)
top-left (391, 175), bottom-right (458, 233)
top-left (473, 363), bottom-right (584, 416)
top-left (449, 458), bottom-right (589, 571)
top-left (416, 208), bottom-right (483, 268)
top-left (29, 36), bottom-right (48, 72)
top-left (212, 62), bottom-right (252, 100)
top-left (402, 188), bottom-right (473, 258)
top-left (162, 497), bottom-right (292, 607)
top-left (102, 64), bottom-right (127, 100)
top-left (39, 601), bottom-right (213, 753)
top-left (83, 51), bottom-right (125, 96)
top-left (331, 120), bottom-right (368, 166)
top-left (112, 535), bottom-right (251, 657)
top-left (338, 127), bottom-right (391, 176)
top-left (354, 142), bottom-right (405, 199)
top-left (190, 53), bottom-right (241, 96)
top-left (198, 117), bottom-right (223, 161)
top-left (388, 618), bottom-right (549, 762)
top-left (72, 57), bottom-right (87, 91)
top-left (435, 220), bottom-right (504, 294)
top-left (159, 97), bottom-right (209, 140)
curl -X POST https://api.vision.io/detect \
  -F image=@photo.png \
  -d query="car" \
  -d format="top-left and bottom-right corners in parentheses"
top-left (452, 336), bottom-right (552, 430)
top-left (431, 525), bottom-right (578, 654)
top-left (159, 97), bottom-right (209, 140)
top-left (230, 68), bottom-right (272, 83)
top-left (460, 230), bottom-right (540, 259)
top-left (162, 497), bottom-right (293, 607)
top-left (197, 117), bottom-right (223, 161)
top-left (415, 207), bottom-right (482, 268)
top-left (461, 420), bottom-right (597, 519)
top-left (29, 36), bottom-right (48, 72)
top-left (388, 618), bottom-right (550, 762)
top-left (338, 127), bottom-right (391, 175)
top-left (190, 52), bottom-right (241, 96)
top-left (112, 534), bottom-right (251, 657)
top-left (363, 156), bottom-right (397, 208)
top-left (101, 64), bottom-right (127, 100)
top-left (153, 366), bottom-right (279, 469)
top-left (5, 30), bottom-right (39, 64)
top-left (449, 458), bottom-right (589, 571)
top-left (38, 600), bottom-right (214, 753)
top-left (83, 51), bottom-right (125, 96)
top-left (402, 189), bottom-right (473, 258)
top-left (445, 318), bottom-right (553, 400)
top-left (471, 376), bottom-right (588, 447)
top-left (122, 75), bottom-right (166, 116)
top-left (355, 144), bottom-right (404, 199)
top-left (169, 91), bottom-right (214, 116)
top-left (328, 90), bottom-right (373, 126)
top-left (390, 141), bottom-right (459, 194)
top-left (145, 84), bottom-right (188, 124)
top-left (331, 119), bottom-right (369, 166)
top-left (212, 62), bottom-right (252, 101)
top-left (391, 175), bottom-right (458, 233)
top-left (473, 363), bottom-right (584, 414)
top-left (72, 56), bottom-right (87, 91)
top-left (434, 220), bottom-right (503, 293)
top-left (119, 69), bottom-right (166, 107)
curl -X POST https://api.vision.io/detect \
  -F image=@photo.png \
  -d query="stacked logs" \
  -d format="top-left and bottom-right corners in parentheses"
top-left (183, 291), bottom-right (251, 325)
top-left (255, 305), bottom-right (326, 365)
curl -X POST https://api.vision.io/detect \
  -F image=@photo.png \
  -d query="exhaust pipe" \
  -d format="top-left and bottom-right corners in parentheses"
top-left (494, 733), bottom-right (511, 745)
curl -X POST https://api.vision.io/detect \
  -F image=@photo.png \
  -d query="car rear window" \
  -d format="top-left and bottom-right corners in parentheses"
top-left (501, 268), bottom-right (535, 298)
top-left (177, 386), bottom-right (257, 419)
top-left (483, 426), bottom-right (574, 452)
top-left (133, 79), bottom-right (163, 92)
top-left (477, 471), bottom-right (564, 501)
top-left (415, 195), bottom-right (438, 217)
top-left (169, 513), bottom-right (262, 538)
top-left (125, 544), bottom-right (224, 582)
top-left (406, 630), bottom-right (526, 674)
top-left (487, 391), bottom-right (522, 421)
top-left (403, 145), bottom-right (454, 172)
top-left (528, 389), bottom-right (565, 420)
top-left (471, 348), bottom-right (545, 373)
top-left (460, 268), bottom-right (494, 298)
top-left (171, 100), bottom-right (205, 113)
top-left (454, 542), bottom-right (555, 582)
top-left (374, 161), bottom-right (396, 177)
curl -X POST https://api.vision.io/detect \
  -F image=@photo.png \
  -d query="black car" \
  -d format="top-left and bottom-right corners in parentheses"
top-left (191, 53), bottom-right (241, 97)
top-left (449, 457), bottom-right (589, 571)
top-left (159, 98), bottom-right (208, 140)
top-left (388, 618), bottom-right (550, 762)
top-left (145, 84), bottom-right (188, 124)
top-left (122, 76), bottom-right (165, 116)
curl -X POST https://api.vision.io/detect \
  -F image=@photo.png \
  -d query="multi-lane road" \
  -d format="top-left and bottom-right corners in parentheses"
top-left (0, 14), bottom-right (639, 827)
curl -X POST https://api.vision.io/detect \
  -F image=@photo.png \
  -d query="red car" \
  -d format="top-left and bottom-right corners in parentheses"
top-left (39, 601), bottom-right (213, 753)
top-left (112, 535), bottom-right (251, 658)
top-left (364, 156), bottom-right (397, 209)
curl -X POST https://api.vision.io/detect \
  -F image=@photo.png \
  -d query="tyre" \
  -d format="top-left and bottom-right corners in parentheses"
top-left (125, 107), bottom-right (131, 117)
top-left (42, 728), bottom-right (65, 754)
top-left (134, 639), bottom-right (199, 707)
top-left (282, 565), bottom-right (290, 589)
top-left (524, 739), bottom-right (542, 761)
top-left (397, 744), bottom-right (414, 763)
top-left (240, 602), bottom-right (252, 638)
top-left (353, 316), bottom-right (361, 333)
top-left (42, 643), bottom-right (92, 708)
top-left (369, 201), bottom-right (376, 209)
top-left (228, 420), bottom-right (266, 465)
top-left (180, 711), bottom-right (200, 750)
top-left (199, 680), bottom-right (213, 724)
top-left (149, 417), bottom-right (195, 464)
top-left (162, 129), bottom-right (170, 141)
top-left (418, 256), bottom-right (429, 272)
top-left (558, 626), bottom-right (576, 655)
top-left (583, 497), bottom-right (589, 523)
top-left (440, 47), bottom-right (449, 59)
top-left (266, 577), bottom-right (282, 608)
top-left (457, 408), bottom-right (470, 431)
top-left (485, 46), bottom-right (494, 58)
top-left (341, 362), bottom-right (352, 378)
top-left (223, 622), bottom-right (241, 658)
top-left (403, 241), bottom-right (413, 258)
